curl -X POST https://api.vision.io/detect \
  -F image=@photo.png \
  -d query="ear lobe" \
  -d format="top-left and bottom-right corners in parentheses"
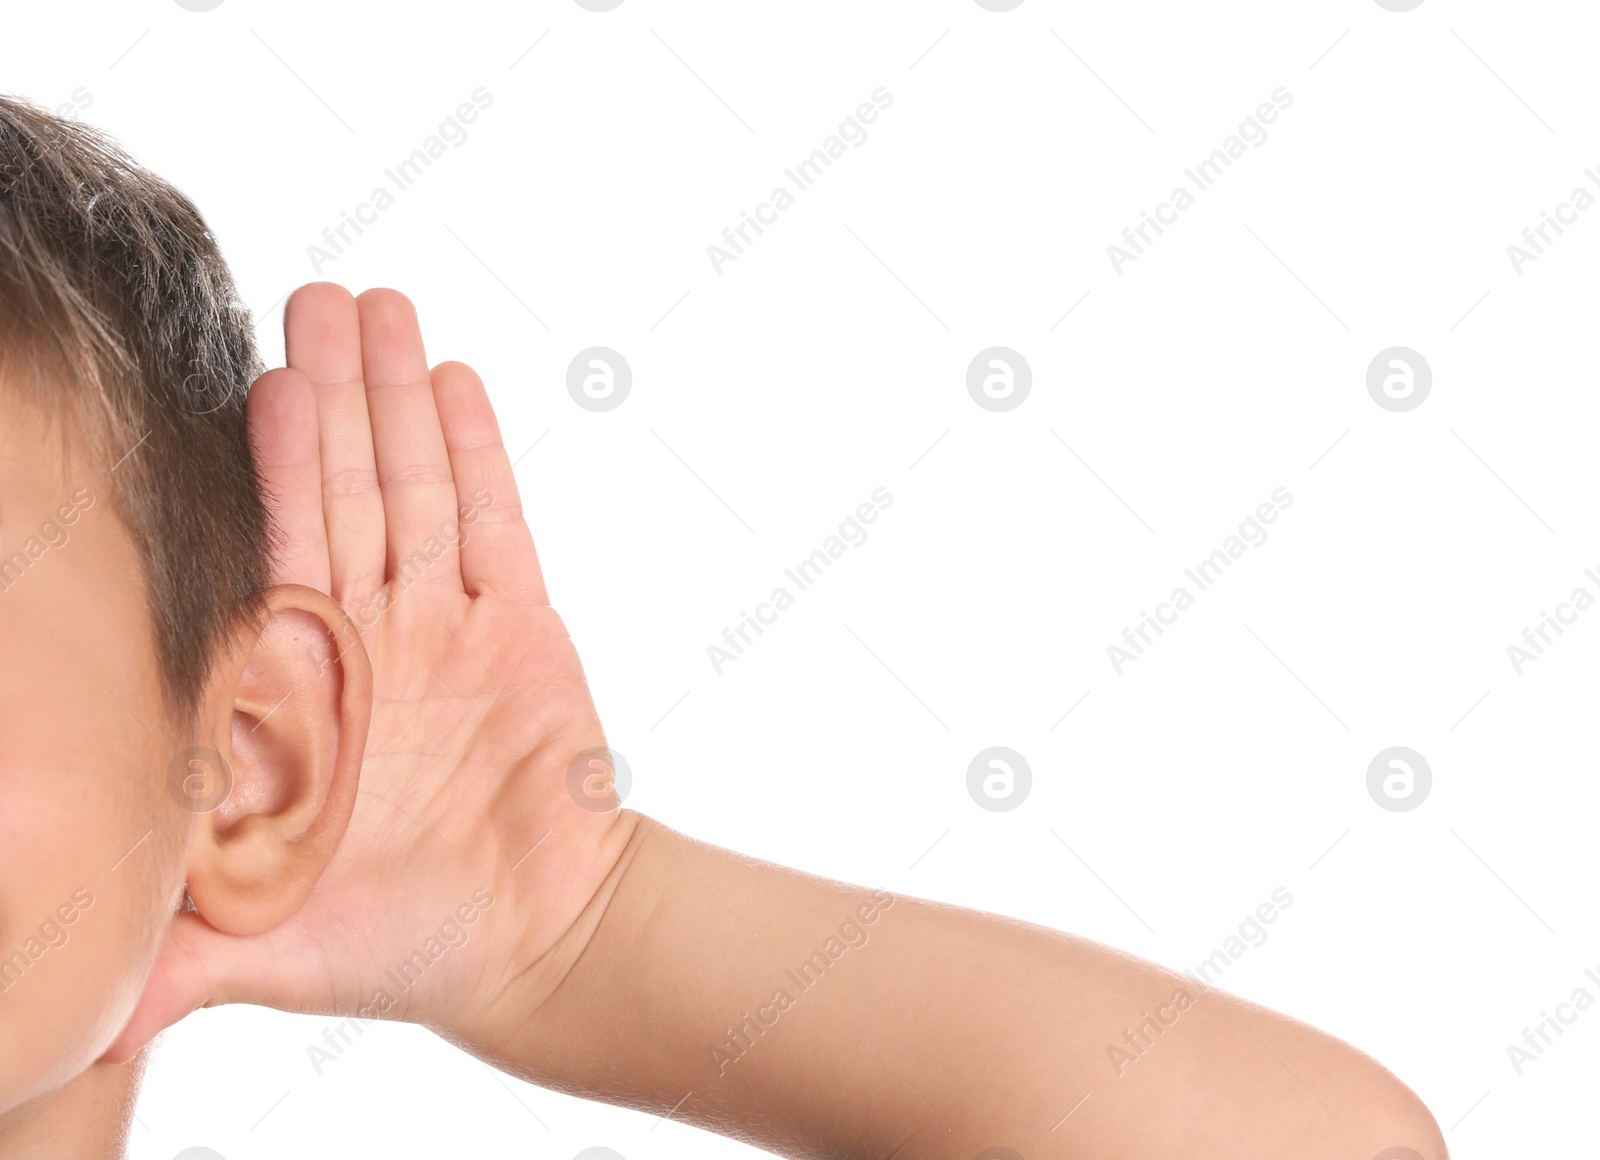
top-left (184, 584), bottom-right (371, 936)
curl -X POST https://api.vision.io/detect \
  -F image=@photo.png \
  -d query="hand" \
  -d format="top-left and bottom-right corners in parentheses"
top-left (107, 283), bottom-right (635, 1056)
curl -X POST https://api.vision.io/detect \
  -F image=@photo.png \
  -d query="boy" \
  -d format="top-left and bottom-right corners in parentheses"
top-left (0, 95), bottom-right (1446, 1158)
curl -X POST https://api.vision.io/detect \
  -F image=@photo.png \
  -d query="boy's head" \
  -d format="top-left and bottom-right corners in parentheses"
top-left (0, 94), bottom-right (272, 719)
top-left (0, 96), bottom-right (368, 1121)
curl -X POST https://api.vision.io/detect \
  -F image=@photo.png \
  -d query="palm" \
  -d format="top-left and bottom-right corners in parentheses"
top-left (239, 285), bottom-right (619, 1030)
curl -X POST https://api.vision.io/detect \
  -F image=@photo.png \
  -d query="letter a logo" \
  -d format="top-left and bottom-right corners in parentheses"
top-left (966, 346), bottom-right (1032, 412)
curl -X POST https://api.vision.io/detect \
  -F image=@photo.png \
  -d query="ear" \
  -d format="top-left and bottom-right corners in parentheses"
top-left (181, 584), bottom-right (371, 936)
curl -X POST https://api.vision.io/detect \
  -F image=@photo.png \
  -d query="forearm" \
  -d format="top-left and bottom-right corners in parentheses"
top-left (458, 814), bottom-right (1446, 1159)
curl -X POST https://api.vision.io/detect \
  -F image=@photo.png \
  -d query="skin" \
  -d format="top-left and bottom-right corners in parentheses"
top-left (6, 283), bottom-right (1448, 1156)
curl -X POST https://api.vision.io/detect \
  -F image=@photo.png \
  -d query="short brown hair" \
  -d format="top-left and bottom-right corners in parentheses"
top-left (0, 94), bottom-right (272, 726)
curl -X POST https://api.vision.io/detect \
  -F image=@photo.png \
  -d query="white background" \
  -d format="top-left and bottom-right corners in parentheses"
top-left (6, 0), bottom-right (1598, 1156)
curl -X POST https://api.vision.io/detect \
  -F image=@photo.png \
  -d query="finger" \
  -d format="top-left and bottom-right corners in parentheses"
top-left (247, 368), bottom-right (331, 593)
top-left (431, 361), bottom-right (548, 603)
top-left (99, 915), bottom-right (293, 1065)
top-left (355, 289), bottom-right (461, 589)
top-left (284, 282), bottom-right (387, 603)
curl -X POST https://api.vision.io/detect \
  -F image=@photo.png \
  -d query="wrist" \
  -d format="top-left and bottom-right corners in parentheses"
top-left (438, 808), bottom-right (653, 1072)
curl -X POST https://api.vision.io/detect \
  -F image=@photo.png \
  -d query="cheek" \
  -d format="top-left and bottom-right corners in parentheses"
top-left (0, 731), bottom-right (188, 1113)
top-left (0, 622), bottom-right (188, 1113)
top-left (0, 460), bottom-right (193, 1111)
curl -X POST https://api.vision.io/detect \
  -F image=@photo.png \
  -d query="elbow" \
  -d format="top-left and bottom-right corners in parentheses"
top-left (1354, 1067), bottom-right (1448, 1160)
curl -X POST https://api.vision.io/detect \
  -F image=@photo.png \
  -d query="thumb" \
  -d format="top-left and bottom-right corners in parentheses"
top-left (99, 912), bottom-right (287, 1064)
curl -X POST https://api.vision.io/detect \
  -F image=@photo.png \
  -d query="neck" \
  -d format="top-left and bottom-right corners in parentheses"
top-left (0, 1049), bottom-right (145, 1159)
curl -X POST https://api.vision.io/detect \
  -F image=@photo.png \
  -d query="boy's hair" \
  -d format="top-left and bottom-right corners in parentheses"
top-left (0, 95), bottom-right (273, 728)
